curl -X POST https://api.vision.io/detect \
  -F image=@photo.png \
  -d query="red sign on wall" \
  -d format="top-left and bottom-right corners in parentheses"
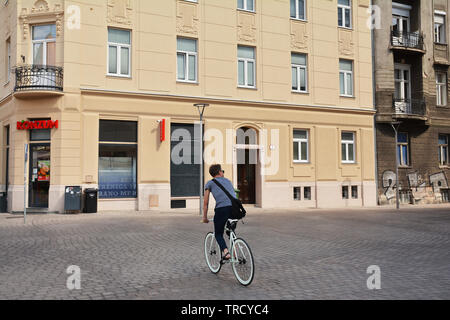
top-left (17, 120), bottom-right (59, 130)
top-left (160, 119), bottom-right (166, 142)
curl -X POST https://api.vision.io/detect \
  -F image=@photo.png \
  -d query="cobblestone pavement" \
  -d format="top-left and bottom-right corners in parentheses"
top-left (0, 205), bottom-right (449, 300)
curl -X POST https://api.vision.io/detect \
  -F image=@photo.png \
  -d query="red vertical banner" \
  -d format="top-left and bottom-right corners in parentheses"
top-left (160, 119), bottom-right (165, 142)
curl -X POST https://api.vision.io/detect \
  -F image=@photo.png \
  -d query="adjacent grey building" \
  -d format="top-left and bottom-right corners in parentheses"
top-left (373, 0), bottom-right (450, 204)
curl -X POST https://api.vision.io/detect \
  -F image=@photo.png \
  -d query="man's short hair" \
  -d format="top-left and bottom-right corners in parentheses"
top-left (209, 164), bottom-right (222, 177)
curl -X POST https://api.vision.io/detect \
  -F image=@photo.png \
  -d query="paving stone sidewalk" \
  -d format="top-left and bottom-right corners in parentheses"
top-left (0, 206), bottom-right (449, 300)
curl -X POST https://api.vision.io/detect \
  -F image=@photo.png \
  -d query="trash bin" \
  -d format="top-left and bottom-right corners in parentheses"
top-left (84, 188), bottom-right (98, 213)
top-left (0, 192), bottom-right (7, 213)
top-left (64, 186), bottom-right (82, 213)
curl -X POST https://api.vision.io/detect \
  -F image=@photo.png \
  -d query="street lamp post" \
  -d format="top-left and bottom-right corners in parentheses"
top-left (391, 121), bottom-right (401, 210)
top-left (194, 104), bottom-right (209, 216)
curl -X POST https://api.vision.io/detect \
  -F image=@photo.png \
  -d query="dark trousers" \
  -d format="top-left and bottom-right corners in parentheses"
top-left (214, 206), bottom-right (231, 252)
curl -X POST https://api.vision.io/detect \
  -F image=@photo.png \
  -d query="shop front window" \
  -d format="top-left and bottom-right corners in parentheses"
top-left (98, 120), bottom-right (137, 199)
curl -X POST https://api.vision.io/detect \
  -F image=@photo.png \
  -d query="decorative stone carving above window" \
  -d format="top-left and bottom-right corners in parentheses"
top-left (338, 29), bottom-right (354, 57)
top-left (290, 20), bottom-right (308, 51)
top-left (19, 0), bottom-right (64, 39)
top-left (237, 11), bottom-right (256, 43)
top-left (176, 0), bottom-right (199, 36)
top-left (107, 0), bottom-right (133, 26)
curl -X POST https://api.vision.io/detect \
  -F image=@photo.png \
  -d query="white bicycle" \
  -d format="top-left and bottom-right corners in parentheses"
top-left (204, 219), bottom-right (255, 286)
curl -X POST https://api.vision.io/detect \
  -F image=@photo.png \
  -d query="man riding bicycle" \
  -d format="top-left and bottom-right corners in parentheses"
top-left (202, 164), bottom-right (237, 261)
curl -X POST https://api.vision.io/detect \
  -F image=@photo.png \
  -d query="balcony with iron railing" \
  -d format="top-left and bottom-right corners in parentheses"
top-left (13, 65), bottom-right (63, 99)
top-left (392, 96), bottom-right (428, 121)
top-left (390, 30), bottom-right (425, 54)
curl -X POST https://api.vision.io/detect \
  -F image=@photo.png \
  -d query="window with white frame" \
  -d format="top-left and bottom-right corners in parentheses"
top-left (6, 37), bottom-right (11, 82)
top-left (237, 0), bottom-right (254, 12)
top-left (238, 46), bottom-right (255, 88)
top-left (32, 24), bottom-right (56, 65)
top-left (436, 72), bottom-right (447, 106)
top-left (397, 132), bottom-right (409, 166)
top-left (292, 53), bottom-right (307, 92)
top-left (108, 28), bottom-right (131, 77)
top-left (338, 0), bottom-right (352, 28)
top-left (290, 0), bottom-right (306, 20)
top-left (293, 130), bottom-right (309, 162)
top-left (339, 59), bottom-right (353, 97)
top-left (177, 38), bottom-right (197, 82)
top-left (341, 131), bottom-right (355, 163)
top-left (439, 134), bottom-right (449, 166)
top-left (434, 13), bottom-right (446, 44)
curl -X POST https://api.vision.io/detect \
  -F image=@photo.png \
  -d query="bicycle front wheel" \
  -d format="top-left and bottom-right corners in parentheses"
top-left (231, 238), bottom-right (255, 286)
top-left (204, 232), bottom-right (222, 274)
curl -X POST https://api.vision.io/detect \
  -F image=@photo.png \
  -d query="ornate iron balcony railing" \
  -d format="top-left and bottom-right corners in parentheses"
top-left (392, 97), bottom-right (426, 116)
top-left (14, 65), bottom-right (63, 92)
top-left (391, 30), bottom-right (424, 51)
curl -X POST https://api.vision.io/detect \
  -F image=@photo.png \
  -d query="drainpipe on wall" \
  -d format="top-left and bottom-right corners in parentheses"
top-left (371, 0), bottom-right (380, 206)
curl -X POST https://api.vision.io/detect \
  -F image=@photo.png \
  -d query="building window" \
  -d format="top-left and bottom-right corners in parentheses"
top-left (171, 123), bottom-right (202, 197)
top-left (32, 24), bottom-right (56, 65)
top-left (436, 72), bottom-right (447, 106)
top-left (293, 187), bottom-right (301, 200)
top-left (177, 38), bottom-right (197, 82)
top-left (338, 0), bottom-right (352, 29)
top-left (5, 37), bottom-right (11, 82)
top-left (439, 134), bottom-right (449, 166)
top-left (341, 131), bottom-right (355, 163)
top-left (29, 118), bottom-right (51, 141)
top-left (290, 0), bottom-right (306, 20)
top-left (237, 0), bottom-right (254, 12)
top-left (293, 130), bottom-right (309, 162)
top-left (304, 186), bottom-right (311, 200)
top-left (394, 64), bottom-right (411, 102)
top-left (342, 186), bottom-right (349, 199)
top-left (108, 28), bottom-right (131, 77)
top-left (397, 132), bottom-right (409, 166)
top-left (238, 46), bottom-right (255, 88)
top-left (98, 120), bottom-right (137, 199)
top-left (339, 59), bottom-right (353, 97)
top-left (351, 186), bottom-right (358, 199)
top-left (434, 13), bottom-right (446, 44)
top-left (292, 53), bottom-right (307, 93)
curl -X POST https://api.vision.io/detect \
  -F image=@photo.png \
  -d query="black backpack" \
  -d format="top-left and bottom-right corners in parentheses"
top-left (212, 179), bottom-right (246, 220)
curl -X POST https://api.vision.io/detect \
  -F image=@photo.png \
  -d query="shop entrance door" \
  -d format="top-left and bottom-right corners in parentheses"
top-left (29, 144), bottom-right (51, 208)
top-left (237, 149), bottom-right (256, 204)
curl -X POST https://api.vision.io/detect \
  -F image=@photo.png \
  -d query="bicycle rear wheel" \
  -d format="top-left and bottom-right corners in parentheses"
top-left (231, 238), bottom-right (255, 286)
top-left (204, 232), bottom-right (222, 274)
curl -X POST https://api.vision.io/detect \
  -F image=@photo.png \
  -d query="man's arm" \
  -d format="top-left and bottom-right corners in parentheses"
top-left (202, 189), bottom-right (210, 223)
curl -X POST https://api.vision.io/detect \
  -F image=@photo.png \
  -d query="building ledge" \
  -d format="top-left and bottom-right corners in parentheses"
top-left (13, 90), bottom-right (64, 100)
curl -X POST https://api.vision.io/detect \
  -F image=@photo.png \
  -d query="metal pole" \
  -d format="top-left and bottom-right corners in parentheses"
top-left (24, 144), bottom-right (28, 224)
top-left (199, 113), bottom-right (203, 216)
top-left (391, 123), bottom-right (400, 210)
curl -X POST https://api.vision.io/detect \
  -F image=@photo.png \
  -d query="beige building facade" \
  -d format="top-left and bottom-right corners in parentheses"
top-left (0, 0), bottom-right (376, 213)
